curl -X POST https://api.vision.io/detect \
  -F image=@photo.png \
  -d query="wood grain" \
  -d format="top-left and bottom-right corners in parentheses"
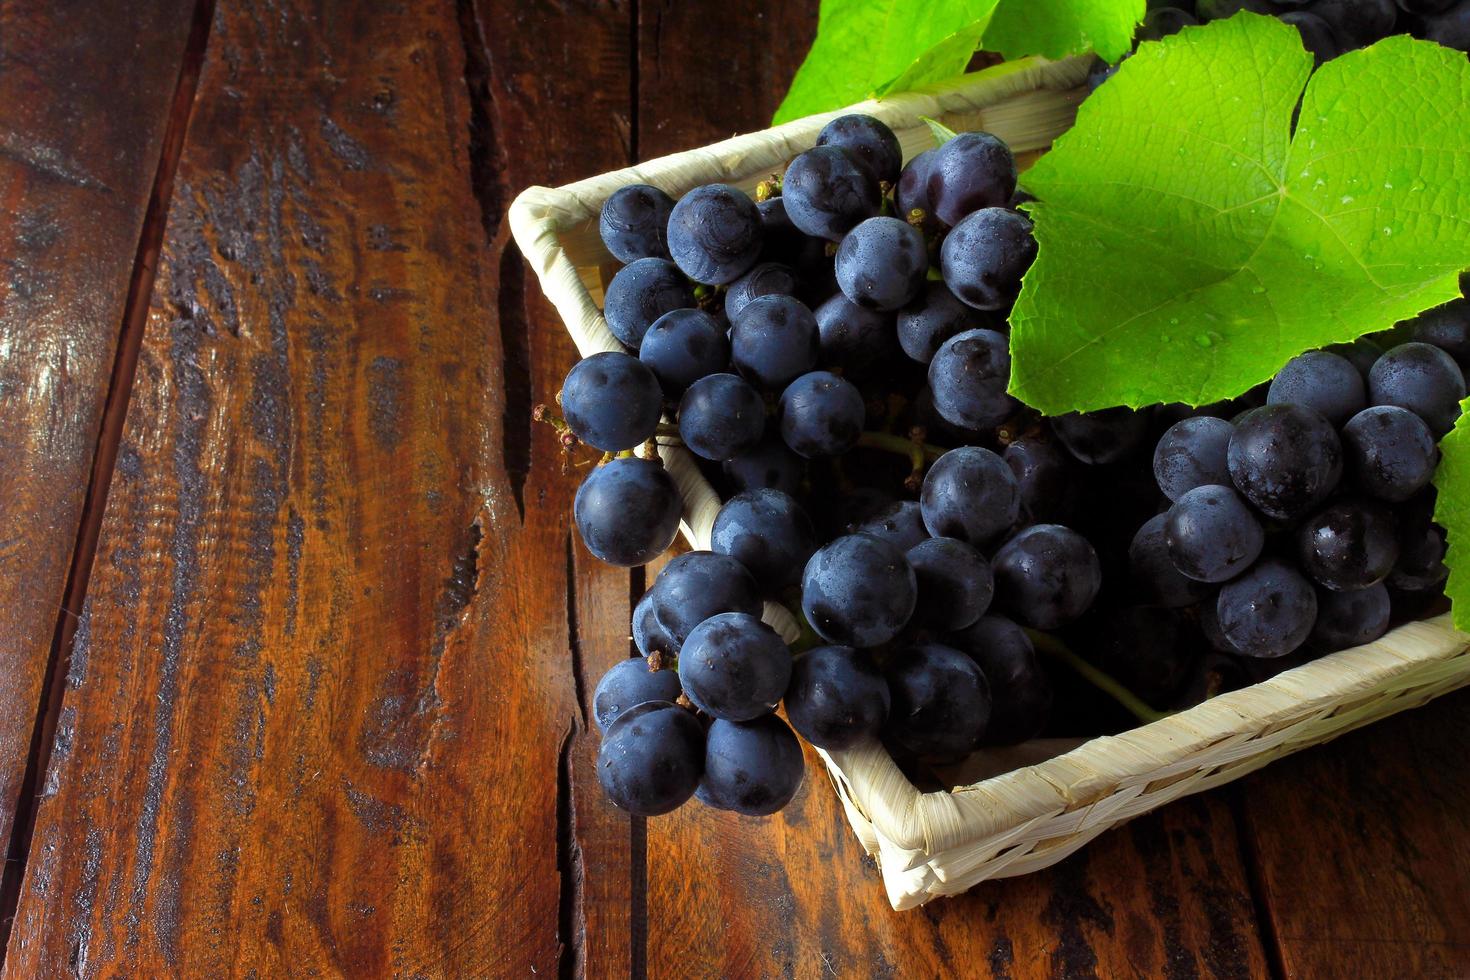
top-left (0, 0), bottom-right (197, 864)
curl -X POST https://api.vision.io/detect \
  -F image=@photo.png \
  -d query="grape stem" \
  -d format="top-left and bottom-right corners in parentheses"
top-left (857, 429), bottom-right (947, 489)
top-left (1027, 630), bottom-right (1173, 726)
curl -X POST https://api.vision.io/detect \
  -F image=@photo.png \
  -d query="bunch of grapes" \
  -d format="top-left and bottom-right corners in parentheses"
top-left (547, 107), bottom-right (1463, 819)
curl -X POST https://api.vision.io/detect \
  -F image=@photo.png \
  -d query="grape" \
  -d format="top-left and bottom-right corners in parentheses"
top-left (814, 293), bottom-right (899, 379)
top-left (906, 537), bottom-right (994, 631)
top-left (755, 197), bottom-right (818, 270)
top-left (1086, 57), bottom-right (1121, 92)
top-left (649, 551), bottom-right (762, 646)
top-left (678, 373), bottom-right (766, 461)
top-left (1398, 0), bottom-right (1458, 13)
top-left (992, 524), bottom-right (1102, 629)
top-left (801, 534), bottom-right (917, 647)
top-left (1153, 415), bottom-right (1234, 501)
top-left (1088, 606), bottom-right (1199, 707)
top-left (1368, 341), bottom-right (1467, 436)
top-left (882, 643), bottom-right (991, 759)
top-left (639, 308), bottom-right (730, 398)
top-left (1227, 404), bottom-right (1343, 521)
top-left (1164, 484), bottom-right (1265, 583)
top-left (896, 148), bottom-right (941, 233)
top-left (599, 183), bottom-right (674, 263)
top-left (816, 113), bottom-right (902, 185)
top-left (1308, 0), bottom-right (1397, 46)
top-left (730, 294), bottom-right (820, 391)
top-left (667, 183), bottom-right (764, 285)
top-left (783, 646), bottom-right (890, 750)
top-left (1389, 490), bottom-right (1449, 591)
top-left (947, 615), bottom-right (1050, 745)
top-left (1266, 350), bottom-right (1365, 427)
top-left (561, 351), bottom-right (664, 452)
top-left (835, 217), bottom-right (929, 311)
top-left (700, 715), bottom-right (805, 815)
top-left (711, 488), bottom-right (817, 590)
top-left (1407, 1), bottom-right (1470, 51)
top-left (898, 281), bottom-right (990, 365)
top-left (632, 590), bottom-right (677, 658)
top-left (1052, 407), bottom-right (1150, 465)
top-left (920, 446), bottom-right (1021, 547)
top-left (1128, 513), bottom-right (1212, 607)
top-left (939, 208), bottom-right (1036, 311)
top-left (781, 145), bottom-right (882, 242)
top-left (927, 328), bottom-right (1016, 431)
top-left (1281, 11), bottom-right (1342, 65)
top-left (602, 257), bottom-right (697, 350)
top-left (1342, 405), bottom-right (1438, 503)
top-left (925, 132), bottom-right (1017, 227)
top-left (592, 659), bottom-right (682, 732)
top-left (725, 262), bottom-right (800, 322)
top-left (1215, 558), bottom-right (1318, 658)
top-left (574, 458), bottom-right (682, 567)
top-left (1005, 434), bottom-right (1079, 524)
top-left (722, 435), bottom-right (806, 495)
top-left (1311, 583), bottom-right (1391, 650)
top-left (1409, 296), bottom-right (1470, 360)
top-left (1328, 337), bottom-right (1386, 379)
top-left (1137, 6), bottom-right (1199, 40)
top-left (851, 500), bottom-right (929, 552)
top-left (679, 612), bottom-right (793, 721)
top-left (597, 701), bottom-right (704, 815)
top-left (779, 371), bottom-right (865, 457)
top-left (1197, 0), bottom-right (1283, 16)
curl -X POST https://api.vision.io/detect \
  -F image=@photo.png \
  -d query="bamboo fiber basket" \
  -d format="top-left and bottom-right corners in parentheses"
top-left (508, 55), bottom-right (1470, 910)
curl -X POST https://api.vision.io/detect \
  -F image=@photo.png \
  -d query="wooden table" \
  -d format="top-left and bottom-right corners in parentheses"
top-left (1, 1), bottom-right (1467, 975)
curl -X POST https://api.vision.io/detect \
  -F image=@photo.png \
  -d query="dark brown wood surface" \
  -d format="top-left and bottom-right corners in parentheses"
top-left (0, 0), bottom-right (1467, 977)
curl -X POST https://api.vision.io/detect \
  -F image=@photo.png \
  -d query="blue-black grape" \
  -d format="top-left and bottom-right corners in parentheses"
top-left (778, 371), bottom-right (865, 457)
top-left (947, 615), bottom-right (1050, 745)
top-left (939, 207), bottom-right (1036, 311)
top-left (781, 145), bottom-right (882, 242)
top-left (1052, 407), bottom-right (1150, 465)
top-left (1297, 497), bottom-right (1399, 591)
top-left (1368, 341), bottom-right (1466, 436)
top-left (649, 551), bottom-right (762, 646)
top-left (927, 328), bottom-right (1016, 431)
top-left (679, 611), bottom-right (793, 721)
top-left (1281, 11), bottom-right (1342, 65)
top-left (882, 643), bottom-right (990, 759)
top-left (896, 148), bottom-right (941, 234)
top-left (1086, 56), bottom-right (1121, 92)
top-left (1214, 558), bottom-right (1318, 658)
top-left (632, 589), bottom-right (677, 657)
top-left (599, 183), bottom-right (675, 263)
top-left (801, 534), bottom-right (916, 647)
top-left (1266, 350), bottom-right (1365, 427)
top-left (722, 434), bottom-right (806, 495)
top-left (597, 701), bottom-right (704, 815)
top-left (666, 184), bottom-right (763, 285)
top-left (1409, 4), bottom-right (1470, 52)
top-left (730, 294), bottom-right (820, 391)
top-left (1128, 513), bottom-right (1212, 607)
top-left (1342, 405), bottom-right (1438, 503)
top-left (755, 197), bottom-right (818, 270)
top-left (1328, 336), bottom-right (1386, 378)
top-left (603, 257), bottom-right (697, 349)
top-left (897, 281), bottom-right (989, 364)
top-left (835, 216), bottom-right (928, 311)
top-left (561, 351), bottom-right (664, 452)
top-left (1137, 6), bottom-right (1199, 40)
top-left (1309, 0), bottom-right (1397, 46)
top-left (925, 131), bottom-right (1017, 227)
top-left (638, 308), bottom-right (730, 398)
top-left (1310, 583), bottom-right (1391, 650)
top-left (699, 715), bottom-right (805, 815)
top-left (1409, 295), bottom-right (1470, 360)
top-left (574, 458), bottom-right (682, 567)
top-left (992, 524), bottom-right (1101, 630)
top-left (592, 658), bottom-right (682, 732)
top-left (710, 488), bottom-right (817, 590)
top-left (814, 292), bottom-right (899, 379)
top-left (816, 113), bottom-right (902, 185)
top-left (783, 645), bottom-right (890, 750)
top-left (851, 500), bottom-right (929, 553)
top-left (1153, 415), bottom-right (1234, 501)
top-left (678, 373), bottom-right (766, 461)
top-left (1390, 489), bottom-right (1449, 591)
top-left (1005, 433), bottom-right (1079, 524)
top-left (1197, 0), bottom-right (1283, 16)
top-left (1227, 404), bottom-right (1343, 521)
top-left (725, 262), bottom-right (801, 322)
top-left (906, 537), bottom-right (993, 631)
top-left (920, 446), bottom-right (1020, 547)
top-left (1164, 484), bottom-right (1265, 583)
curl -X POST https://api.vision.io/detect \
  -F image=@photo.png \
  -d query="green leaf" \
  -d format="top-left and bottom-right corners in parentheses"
top-left (1010, 15), bottom-right (1470, 414)
top-left (1434, 398), bottom-right (1470, 631)
top-left (919, 116), bottom-right (961, 146)
top-left (984, 0), bottom-right (1145, 62)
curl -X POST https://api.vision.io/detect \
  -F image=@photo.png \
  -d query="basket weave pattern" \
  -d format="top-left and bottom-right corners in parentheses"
top-left (508, 57), bottom-right (1470, 910)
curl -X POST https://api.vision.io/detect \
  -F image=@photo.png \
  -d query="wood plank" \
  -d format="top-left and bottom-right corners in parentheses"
top-left (0, 0), bottom-right (198, 864)
top-left (1239, 687), bottom-right (1470, 980)
top-left (3, 0), bottom-right (622, 972)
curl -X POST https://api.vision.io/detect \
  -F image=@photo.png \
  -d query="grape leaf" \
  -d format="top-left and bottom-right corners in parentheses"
top-left (1434, 398), bottom-right (1470, 632)
top-left (1010, 15), bottom-right (1470, 414)
top-left (984, 0), bottom-right (1144, 62)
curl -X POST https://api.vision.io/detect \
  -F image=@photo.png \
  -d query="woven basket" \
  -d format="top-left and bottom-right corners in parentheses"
top-left (508, 55), bottom-right (1470, 910)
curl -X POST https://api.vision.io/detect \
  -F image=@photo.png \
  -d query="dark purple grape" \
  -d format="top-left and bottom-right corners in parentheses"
top-left (667, 183), bottom-right (764, 285)
top-left (939, 207), bottom-right (1036, 311)
top-left (561, 351), bottom-right (664, 452)
top-left (1005, 433), bottom-right (1079, 524)
top-left (725, 262), bottom-right (800, 322)
top-left (603, 257), bottom-right (697, 350)
top-left (574, 458), bottom-right (682, 567)
top-left (947, 615), bottom-right (1050, 745)
top-left (1328, 337), bottom-right (1386, 379)
top-left (1390, 489), bottom-right (1449, 591)
top-left (816, 113), bottom-right (902, 185)
top-left (599, 183), bottom-right (675, 263)
top-left (1137, 6), bottom-right (1199, 40)
top-left (1398, 0), bottom-right (1458, 14)
top-left (896, 148), bottom-right (941, 233)
top-left (730, 294), bottom-right (820, 391)
top-left (1086, 57), bottom-right (1121, 92)
top-left (722, 434), bottom-right (806, 495)
top-left (700, 715), bottom-right (805, 815)
top-left (633, 590), bottom-right (677, 657)
top-left (852, 500), bottom-right (929, 553)
top-left (814, 292), bottom-right (900, 379)
top-left (1409, 296), bottom-right (1470, 360)
top-left (1164, 484), bottom-right (1265, 583)
top-left (678, 373), bottom-right (766, 461)
top-left (1310, 583), bottom-right (1391, 651)
top-left (883, 643), bottom-right (991, 759)
top-left (593, 659), bottom-right (682, 732)
top-left (783, 646), bottom-right (890, 750)
top-left (920, 446), bottom-right (1021, 547)
top-left (1052, 407), bottom-right (1150, 465)
top-left (1368, 341), bottom-right (1466, 436)
top-left (597, 701), bottom-right (704, 815)
top-left (1404, 0), bottom-right (1470, 50)
top-left (925, 131), bottom-right (1017, 227)
top-left (755, 197), bottom-right (818, 269)
top-left (639, 308), bottom-right (730, 398)
top-left (906, 537), bottom-right (993, 631)
top-left (801, 534), bottom-right (917, 647)
top-left (1281, 11), bottom-right (1342, 65)
top-left (897, 281), bottom-right (989, 364)
top-left (1308, 0), bottom-right (1397, 46)
top-left (1227, 404), bottom-right (1343, 521)
top-left (649, 551), bottom-right (762, 646)
top-left (1297, 498), bottom-right (1399, 592)
top-left (992, 524), bottom-right (1101, 630)
top-left (1197, 0), bottom-right (1283, 16)
top-left (781, 145), bottom-right (882, 242)
top-left (779, 371), bottom-right (865, 458)
top-left (711, 488), bottom-right (817, 590)
top-left (1342, 405), bottom-right (1438, 503)
top-left (1128, 513), bottom-right (1212, 608)
top-left (927, 328), bottom-right (1016, 431)
top-left (679, 611), bottom-right (793, 721)
top-left (1266, 350), bottom-right (1365, 427)
top-left (1214, 558), bottom-right (1318, 658)
top-left (835, 216), bottom-right (928, 311)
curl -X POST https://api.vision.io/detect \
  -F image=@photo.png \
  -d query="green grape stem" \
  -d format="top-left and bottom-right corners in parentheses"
top-left (1027, 630), bottom-right (1172, 725)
